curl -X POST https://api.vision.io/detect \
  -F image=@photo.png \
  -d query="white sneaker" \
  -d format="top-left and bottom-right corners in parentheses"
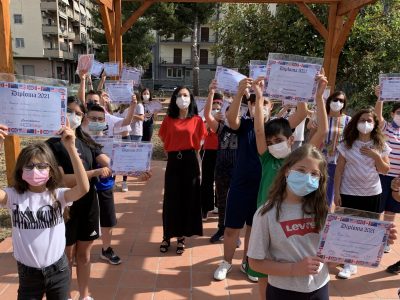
top-left (241, 261), bottom-right (259, 282)
top-left (384, 244), bottom-right (391, 253)
top-left (338, 264), bottom-right (357, 279)
top-left (212, 207), bottom-right (218, 214)
top-left (121, 181), bottom-right (128, 192)
top-left (214, 260), bottom-right (232, 281)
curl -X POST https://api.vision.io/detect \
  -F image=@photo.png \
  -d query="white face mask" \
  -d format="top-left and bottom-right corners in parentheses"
top-left (330, 101), bottom-right (344, 112)
top-left (357, 121), bottom-right (374, 134)
top-left (268, 141), bottom-right (291, 159)
top-left (211, 109), bottom-right (220, 117)
top-left (176, 96), bottom-right (191, 109)
top-left (393, 115), bottom-right (400, 126)
top-left (67, 113), bottom-right (82, 130)
top-left (142, 95), bottom-right (150, 102)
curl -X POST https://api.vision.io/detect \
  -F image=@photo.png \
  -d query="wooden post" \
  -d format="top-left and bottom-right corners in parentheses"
top-left (114, 0), bottom-right (123, 67)
top-left (0, 0), bottom-right (21, 185)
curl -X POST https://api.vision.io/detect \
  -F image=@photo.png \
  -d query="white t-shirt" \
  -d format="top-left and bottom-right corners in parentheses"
top-left (105, 113), bottom-right (130, 136)
top-left (337, 140), bottom-right (391, 196)
top-left (124, 103), bottom-right (144, 136)
top-left (2, 187), bottom-right (71, 268)
top-left (112, 112), bottom-right (131, 134)
top-left (248, 203), bottom-right (329, 293)
top-left (293, 119), bottom-right (306, 142)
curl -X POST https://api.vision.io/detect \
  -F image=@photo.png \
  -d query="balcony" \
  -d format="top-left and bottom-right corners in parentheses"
top-left (42, 25), bottom-right (60, 35)
top-left (159, 56), bottom-right (217, 68)
top-left (67, 31), bottom-right (76, 40)
top-left (67, 8), bottom-right (74, 18)
top-left (160, 36), bottom-right (217, 44)
top-left (40, 1), bottom-right (57, 11)
top-left (44, 49), bottom-right (74, 60)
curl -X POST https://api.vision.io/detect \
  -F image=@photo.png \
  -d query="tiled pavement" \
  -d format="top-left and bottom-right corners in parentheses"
top-left (1, 160), bottom-right (400, 299)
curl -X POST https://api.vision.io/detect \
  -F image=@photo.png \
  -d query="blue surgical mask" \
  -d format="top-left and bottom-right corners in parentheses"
top-left (88, 121), bottom-right (107, 132)
top-left (287, 170), bottom-right (319, 197)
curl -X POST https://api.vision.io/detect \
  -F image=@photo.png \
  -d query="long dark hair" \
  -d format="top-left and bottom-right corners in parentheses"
top-left (141, 87), bottom-right (153, 101)
top-left (166, 86), bottom-right (198, 119)
top-left (77, 102), bottom-right (102, 150)
top-left (326, 91), bottom-right (347, 115)
top-left (13, 143), bottom-right (63, 195)
top-left (260, 144), bottom-right (328, 231)
top-left (343, 107), bottom-right (385, 152)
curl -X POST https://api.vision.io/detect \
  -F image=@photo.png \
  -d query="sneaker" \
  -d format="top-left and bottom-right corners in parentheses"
top-left (384, 244), bottom-right (391, 253)
top-left (387, 261), bottom-right (400, 274)
top-left (236, 238), bottom-right (242, 248)
top-left (100, 247), bottom-right (122, 265)
top-left (212, 207), bottom-right (218, 214)
top-left (241, 261), bottom-right (259, 282)
top-left (210, 228), bottom-right (224, 243)
top-left (337, 264), bottom-right (357, 279)
top-left (202, 211), bottom-right (209, 221)
top-left (214, 260), bottom-right (232, 281)
top-left (121, 181), bottom-right (128, 192)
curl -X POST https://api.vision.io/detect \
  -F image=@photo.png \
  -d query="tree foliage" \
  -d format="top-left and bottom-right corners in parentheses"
top-left (213, 1), bottom-right (400, 112)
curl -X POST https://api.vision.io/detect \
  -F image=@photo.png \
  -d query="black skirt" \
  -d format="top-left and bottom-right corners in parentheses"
top-left (163, 150), bottom-right (203, 238)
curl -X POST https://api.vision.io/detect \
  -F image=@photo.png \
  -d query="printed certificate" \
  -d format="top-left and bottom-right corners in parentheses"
top-left (249, 63), bottom-right (267, 79)
top-left (265, 58), bottom-right (322, 102)
top-left (111, 142), bottom-right (153, 176)
top-left (121, 67), bottom-right (141, 86)
top-left (379, 74), bottom-right (400, 102)
top-left (92, 136), bottom-right (116, 159)
top-left (103, 62), bottom-right (120, 77)
top-left (105, 81), bottom-right (134, 104)
top-left (317, 213), bottom-right (391, 267)
top-left (144, 101), bottom-right (162, 114)
top-left (215, 66), bottom-right (246, 94)
top-left (90, 60), bottom-right (104, 78)
top-left (0, 81), bottom-right (67, 136)
top-left (76, 54), bottom-right (94, 74)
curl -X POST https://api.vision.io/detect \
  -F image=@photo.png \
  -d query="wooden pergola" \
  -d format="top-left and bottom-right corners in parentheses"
top-left (0, 0), bottom-right (376, 184)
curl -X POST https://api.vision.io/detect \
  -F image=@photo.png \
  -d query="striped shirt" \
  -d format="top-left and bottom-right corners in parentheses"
top-left (383, 121), bottom-right (400, 177)
top-left (322, 115), bottom-right (351, 164)
top-left (337, 140), bottom-right (391, 196)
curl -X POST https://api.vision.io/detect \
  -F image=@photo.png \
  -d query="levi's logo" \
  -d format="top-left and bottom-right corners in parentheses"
top-left (280, 218), bottom-right (318, 238)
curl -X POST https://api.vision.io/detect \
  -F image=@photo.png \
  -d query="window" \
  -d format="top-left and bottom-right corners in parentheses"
top-left (200, 49), bottom-right (208, 65)
top-left (15, 38), bottom-right (25, 48)
top-left (173, 48), bottom-right (182, 64)
top-left (201, 27), bottom-right (209, 42)
top-left (14, 14), bottom-right (23, 24)
top-left (167, 68), bottom-right (183, 78)
top-left (22, 65), bottom-right (35, 76)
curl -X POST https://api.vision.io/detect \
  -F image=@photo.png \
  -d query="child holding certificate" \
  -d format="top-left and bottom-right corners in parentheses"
top-left (248, 144), bottom-right (329, 300)
top-left (334, 108), bottom-right (391, 279)
top-left (0, 128), bottom-right (90, 300)
top-left (249, 74), bottom-right (328, 299)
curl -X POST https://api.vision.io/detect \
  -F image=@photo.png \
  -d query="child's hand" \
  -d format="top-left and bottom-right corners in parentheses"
top-left (96, 167), bottom-right (112, 178)
top-left (138, 171), bottom-right (152, 181)
top-left (360, 146), bottom-right (379, 159)
top-left (79, 70), bottom-right (87, 81)
top-left (0, 124), bottom-right (8, 142)
top-left (374, 85), bottom-right (381, 99)
top-left (252, 77), bottom-right (265, 98)
top-left (214, 112), bottom-right (224, 122)
top-left (131, 94), bottom-right (138, 106)
top-left (59, 127), bottom-right (76, 149)
top-left (315, 69), bottom-right (328, 98)
top-left (209, 79), bottom-right (217, 93)
top-left (391, 177), bottom-right (400, 191)
top-left (293, 256), bottom-right (324, 276)
top-left (334, 194), bottom-right (341, 207)
top-left (238, 78), bottom-right (253, 94)
top-left (388, 224), bottom-right (397, 245)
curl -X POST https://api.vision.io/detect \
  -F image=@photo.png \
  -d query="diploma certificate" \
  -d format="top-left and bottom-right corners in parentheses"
top-left (379, 74), bottom-right (400, 102)
top-left (317, 213), bottom-right (391, 267)
top-left (105, 81), bottom-right (134, 104)
top-left (104, 62), bottom-right (120, 77)
top-left (92, 136), bottom-right (116, 159)
top-left (144, 101), bottom-right (162, 114)
top-left (265, 59), bottom-right (322, 102)
top-left (215, 66), bottom-right (246, 94)
top-left (121, 67), bottom-right (141, 86)
top-left (0, 82), bottom-right (67, 136)
top-left (111, 142), bottom-right (153, 176)
top-left (90, 60), bottom-right (104, 78)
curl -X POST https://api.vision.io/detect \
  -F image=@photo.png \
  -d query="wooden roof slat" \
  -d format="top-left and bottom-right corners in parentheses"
top-left (337, 0), bottom-right (376, 16)
top-left (296, 3), bottom-right (328, 40)
top-left (97, 0), bottom-right (113, 10)
top-left (122, 0), bottom-right (340, 3)
top-left (121, 0), bottom-right (155, 34)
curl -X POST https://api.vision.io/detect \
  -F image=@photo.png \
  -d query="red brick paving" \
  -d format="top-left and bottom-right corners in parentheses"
top-left (1, 160), bottom-right (400, 299)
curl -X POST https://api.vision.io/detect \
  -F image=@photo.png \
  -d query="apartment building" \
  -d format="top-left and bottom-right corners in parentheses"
top-left (10, 0), bottom-right (97, 83)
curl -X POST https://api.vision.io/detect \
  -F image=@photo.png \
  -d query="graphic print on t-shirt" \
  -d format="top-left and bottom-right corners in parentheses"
top-left (12, 201), bottom-right (63, 230)
top-left (280, 218), bottom-right (318, 238)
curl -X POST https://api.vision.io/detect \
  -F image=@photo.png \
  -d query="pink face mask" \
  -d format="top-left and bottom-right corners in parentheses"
top-left (22, 168), bottom-right (50, 187)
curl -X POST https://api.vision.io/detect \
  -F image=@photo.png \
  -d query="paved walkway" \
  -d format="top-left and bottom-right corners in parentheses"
top-left (1, 160), bottom-right (400, 299)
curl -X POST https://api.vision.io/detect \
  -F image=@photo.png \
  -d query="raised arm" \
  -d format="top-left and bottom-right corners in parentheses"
top-left (334, 153), bottom-right (346, 207)
top-left (61, 127), bottom-right (90, 202)
top-left (121, 95), bottom-right (138, 127)
top-left (288, 102), bottom-right (307, 129)
top-left (374, 85), bottom-right (385, 129)
top-left (0, 124), bottom-right (8, 206)
top-left (253, 77), bottom-right (268, 155)
top-left (77, 71), bottom-right (87, 104)
top-left (97, 72), bottom-right (106, 91)
top-left (204, 79), bottom-right (220, 133)
top-left (309, 73), bottom-right (329, 147)
top-left (226, 78), bottom-right (253, 130)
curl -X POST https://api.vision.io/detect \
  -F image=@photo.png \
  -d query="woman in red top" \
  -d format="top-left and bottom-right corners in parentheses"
top-left (201, 96), bottom-right (222, 220)
top-left (159, 86), bottom-right (207, 255)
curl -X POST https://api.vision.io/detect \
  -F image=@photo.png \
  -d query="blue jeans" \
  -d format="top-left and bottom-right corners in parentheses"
top-left (123, 135), bottom-right (143, 181)
top-left (17, 254), bottom-right (70, 300)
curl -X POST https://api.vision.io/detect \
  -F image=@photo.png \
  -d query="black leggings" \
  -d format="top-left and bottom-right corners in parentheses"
top-left (267, 283), bottom-right (329, 300)
top-left (200, 150), bottom-right (217, 213)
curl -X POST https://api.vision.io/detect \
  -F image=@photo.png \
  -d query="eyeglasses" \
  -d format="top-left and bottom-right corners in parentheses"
top-left (23, 163), bottom-right (50, 171)
top-left (87, 116), bottom-right (105, 122)
top-left (332, 98), bottom-right (345, 103)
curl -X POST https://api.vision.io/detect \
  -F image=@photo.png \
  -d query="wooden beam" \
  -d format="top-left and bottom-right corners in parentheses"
top-left (97, 0), bottom-right (113, 10)
top-left (121, 0), bottom-right (155, 35)
top-left (337, 0), bottom-right (376, 16)
top-left (99, 4), bottom-right (114, 47)
top-left (115, 0), bottom-right (123, 67)
top-left (322, 3), bottom-right (337, 83)
top-left (123, 0), bottom-right (340, 3)
top-left (333, 9), bottom-right (359, 55)
top-left (0, 0), bottom-right (21, 185)
top-left (297, 3), bottom-right (328, 40)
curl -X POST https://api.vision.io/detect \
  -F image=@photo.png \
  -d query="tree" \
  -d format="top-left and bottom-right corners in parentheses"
top-left (213, 1), bottom-right (400, 113)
